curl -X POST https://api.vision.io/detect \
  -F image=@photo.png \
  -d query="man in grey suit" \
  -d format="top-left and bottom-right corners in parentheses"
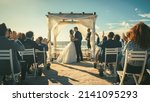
top-left (74, 27), bottom-right (83, 62)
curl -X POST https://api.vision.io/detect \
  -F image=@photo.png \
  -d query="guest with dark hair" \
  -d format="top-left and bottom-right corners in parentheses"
top-left (85, 28), bottom-right (91, 49)
top-left (36, 37), bottom-right (48, 51)
top-left (23, 31), bottom-right (39, 74)
top-left (99, 32), bottom-right (115, 62)
top-left (36, 36), bottom-right (48, 65)
top-left (5, 28), bottom-right (12, 38)
top-left (98, 32), bottom-right (116, 76)
top-left (0, 23), bottom-right (22, 84)
top-left (114, 34), bottom-right (122, 48)
top-left (17, 33), bottom-right (26, 44)
top-left (23, 31), bottom-right (39, 49)
top-left (94, 35), bottom-right (107, 68)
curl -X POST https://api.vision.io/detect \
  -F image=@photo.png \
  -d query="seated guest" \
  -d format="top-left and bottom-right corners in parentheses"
top-left (10, 31), bottom-right (25, 51)
top-left (23, 31), bottom-right (39, 74)
top-left (99, 32), bottom-right (116, 63)
top-left (36, 37), bottom-right (48, 51)
top-left (23, 31), bottom-right (39, 49)
top-left (115, 22), bottom-right (150, 84)
top-left (17, 32), bottom-right (26, 44)
top-left (114, 34), bottom-right (122, 48)
top-left (0, 23), bottom-right (21, 84)
top-left (94, 36), bottom-right (107, 68)
top-left (10, 31), bottom-right (26, 80)
top-left (97, 32), bottom-right (117, 76)
top-left (36, 36), bottom-right (48, 65)
top-left (100, 36), bottom-right (107, 46)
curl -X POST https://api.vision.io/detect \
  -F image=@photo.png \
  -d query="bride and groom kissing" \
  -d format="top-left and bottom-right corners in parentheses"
top-left (57, 27), bottom-right (83, 64)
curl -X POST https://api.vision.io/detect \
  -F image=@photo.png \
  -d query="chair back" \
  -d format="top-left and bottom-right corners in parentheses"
top-left (19, 48), bottom-right (36, 62)
top-left (120, 50), bottom-right (148, 84)
top-left (124, 50), bottom-right (147, 74)
top-left (35, 47), bottom-right (47, 66)
top-left (105, 48), bottom-right (119, 63)
top-left (19, 48), bottom-right (37, 77)
top-left (0, 49), bottom-right (15, 80)
top-left (103, 48), bottom-right (120, 76)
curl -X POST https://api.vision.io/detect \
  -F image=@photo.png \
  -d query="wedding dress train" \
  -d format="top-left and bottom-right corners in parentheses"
top-left (57, 42), bottom-right (77, 63)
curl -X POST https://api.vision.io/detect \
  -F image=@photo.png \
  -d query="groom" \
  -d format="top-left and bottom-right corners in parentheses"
top-left (74, 27), bottom-right (83, 62)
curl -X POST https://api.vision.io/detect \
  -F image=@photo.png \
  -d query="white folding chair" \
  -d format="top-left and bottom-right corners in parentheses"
top-left (19, 48), bottom-right (37, 77)
top-left (0, 49), bottom-right (20, 84)
top-left (117, 50), bottom-right (147, 85)
top-left (104, 48), bottom-right (119, 76)
top-left (35, 48), bottom-right (47, 67)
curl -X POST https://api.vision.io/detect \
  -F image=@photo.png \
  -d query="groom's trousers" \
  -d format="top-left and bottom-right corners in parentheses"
top-left (75, 42), bottom-right (83, 62)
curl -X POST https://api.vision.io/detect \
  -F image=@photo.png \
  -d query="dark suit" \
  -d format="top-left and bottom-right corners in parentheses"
top-left (100, 39), bottom-right (116, 62)
top-left (0, 36), bottom-right (21, 75)
top-left (114, 40), bottom-right (122, 48)
top-left (23, 38), bottom-right (39, 49)
top-left (74, 31), bottom-right (83, 62)
top-left (23, 38), bottom-right (39, 73)
top-left (86, 32), bottom-right (91, 49)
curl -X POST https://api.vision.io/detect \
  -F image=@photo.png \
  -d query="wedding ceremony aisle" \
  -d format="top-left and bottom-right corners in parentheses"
top-left (22, 61), bottom-right (114, 85)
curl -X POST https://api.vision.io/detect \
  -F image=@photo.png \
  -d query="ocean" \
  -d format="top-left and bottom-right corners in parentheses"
top-left (56, 41), bottom-right (87, 48)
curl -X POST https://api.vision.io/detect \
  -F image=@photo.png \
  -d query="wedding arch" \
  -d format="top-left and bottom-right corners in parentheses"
top-left (46, 12), bottom-right (97, 60)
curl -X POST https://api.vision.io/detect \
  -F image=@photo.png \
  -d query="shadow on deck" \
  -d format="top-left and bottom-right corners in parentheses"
top-left (21, 61), bottom-right (120, 85)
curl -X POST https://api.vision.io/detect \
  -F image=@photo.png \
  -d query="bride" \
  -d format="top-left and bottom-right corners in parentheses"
top-left (57, 29), bottom-right (77, 63)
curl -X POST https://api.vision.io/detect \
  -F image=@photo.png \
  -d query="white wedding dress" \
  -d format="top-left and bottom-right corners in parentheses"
top-left (57, 35), bottom-right (77, 64)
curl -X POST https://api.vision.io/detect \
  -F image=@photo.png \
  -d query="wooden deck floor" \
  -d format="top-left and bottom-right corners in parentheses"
top-left (22, 61), bottom-right (116, 85)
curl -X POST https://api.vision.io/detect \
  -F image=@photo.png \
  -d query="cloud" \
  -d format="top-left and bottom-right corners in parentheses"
top-left (107, 21), bottom-right (129, 28)
top-left (102, 27), bottom-right (128, 36)
top-left (128, 19), bottom-right (150, 22)
top-left (107, 23), bottom-right (115, 29)
top-left (134, 7), bottom-right (150, 18)
top-left (108, 26), bottom-right (113, 29)
top-left (138, 13), bottom-right (150, 18)
top-left (135, 8), bottom-right (138, 12)
top-left (121, 21), bottom-right (129, 27)
top-left (107, 22), bottom-right (129, 27)
top-left (105, 21), bottom-right (130, 36)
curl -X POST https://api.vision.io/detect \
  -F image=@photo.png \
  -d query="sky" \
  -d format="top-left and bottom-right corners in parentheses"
top-left (0, 0), bottom-right (150, 41)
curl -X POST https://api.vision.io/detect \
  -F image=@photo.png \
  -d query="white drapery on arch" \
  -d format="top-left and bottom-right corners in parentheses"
top-left (46, 12), bottom-right (97, 61)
